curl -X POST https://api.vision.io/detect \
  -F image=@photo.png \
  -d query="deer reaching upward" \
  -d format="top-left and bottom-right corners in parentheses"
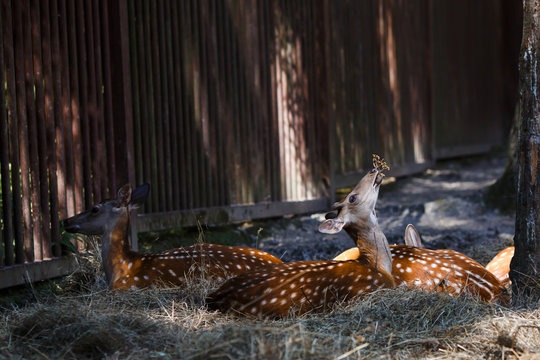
top-left (330, 206), bottom-right (508, 304)
top-left (207, 169), bottom-right (395, 317)
top-left (63, 184), bottom-right (282, 290)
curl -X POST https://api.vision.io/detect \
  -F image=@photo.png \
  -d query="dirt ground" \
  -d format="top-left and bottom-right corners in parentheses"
top-left (249, 154), bottom-right (514, 267)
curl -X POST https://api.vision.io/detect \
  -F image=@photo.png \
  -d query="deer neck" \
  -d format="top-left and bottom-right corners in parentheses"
top-left (101, 214), bottom-right (137, 286)
top-left (344, 213), bottom-right (393, 276)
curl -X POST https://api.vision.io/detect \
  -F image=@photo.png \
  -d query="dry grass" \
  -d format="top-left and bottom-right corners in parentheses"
top-left (1, 249), bottom-right (539, 360)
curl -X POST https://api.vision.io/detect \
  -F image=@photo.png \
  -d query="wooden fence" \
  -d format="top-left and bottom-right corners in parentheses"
top-left (0, 0), bottom-right (520, 288)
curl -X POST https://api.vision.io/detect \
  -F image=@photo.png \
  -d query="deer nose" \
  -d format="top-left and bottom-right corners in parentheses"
top-left (325, 211), bottom-right (338, 220)
top-left (63, 221), bottom-right (81, 233)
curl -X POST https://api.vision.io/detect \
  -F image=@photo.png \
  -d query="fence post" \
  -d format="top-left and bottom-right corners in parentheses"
top-left (107, 0), bottom-right (138, 249)
top-left (107, 0), bottom-right (135, 188)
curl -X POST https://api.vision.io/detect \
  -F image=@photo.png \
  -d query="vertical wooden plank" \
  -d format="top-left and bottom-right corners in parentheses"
top-left (164, 0), bottom-right (182, 209)
top-left (100, 0), bottom-right (117, 194)
top-left (322, 0), bottom-right (334, 204)
top-left (12, 0), bottom-right (33, 263)
top-left (91, 0), bottom-right (108, 198)
top-left (213, 0), bottom-right (230, 205)
top-left (50, 0), bottom-right (68, 248)
top-left (224, 0), bottom-right (241, 204)
top-left (142, 0), bottom-right (160, 211)
top-left (247, 0), bottom-right (261, 203)
top-left (58, 0), bottom-right (76, 220)
top-left (236, 1), bottom-right (250, 204)
top-left (40, 0), bottom-right (61, 257)
top-left (265, 0), bottom-right (281, 201)
top-left (149, 0), bottom-right (167, 210)
top-left (3, 0), bottom-right (25, 265)
top-left (135, 0), bottom-right (152, 211)
top-left (157, 0), bottom-right (174, 210)
top-left (66, 0), bottom-right (84, 216)
top-left (0, 0), bottom-right (13, 266)
top-left (84, 0), bottom-right (102, 203)
top-left (192, 0), bottom-right (210, 207)
top-left (167, 2), bottom-right (187, 209)
top-left (108, 0), bottom-right (135, 190)
top-left (75, 1), bottom-right (93, 209)
top-left (183, 0), bottom-right (202, 208)
top-left (256, 0), bottom-right (271, 202)
top-left (127, 0), bottom-right (144, 188)
top-left (203, 0), bottom-right (220, 206)
top-left (31, 0), bottom-right (53, 259)
top-left (22, 0), bottom-right (43, 261)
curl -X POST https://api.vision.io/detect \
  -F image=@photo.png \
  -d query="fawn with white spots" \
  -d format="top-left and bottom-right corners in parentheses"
top-left (207, 168), bottom-right (395, 317)
top-left (332, 214), bottom-right (509, 304)
top-left (63, 184), bottom-right (282, 290)
top-left (485, 246), bottom-right (514, 288)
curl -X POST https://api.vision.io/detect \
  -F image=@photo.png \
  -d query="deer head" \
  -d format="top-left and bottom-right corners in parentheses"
top-left (319, 169), bottom-right (393, 277)
top-left (63, 184), bottom-right (150, 236)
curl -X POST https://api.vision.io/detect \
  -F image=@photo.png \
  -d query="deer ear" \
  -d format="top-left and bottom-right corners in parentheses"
top-left (129, 183), bottom-right (150, 209)
top-left (404, 224), bottom-right (423, 248)
top-left (319, 218), bottom-right (345, 234)
top-left (117, 184), bottom-right (133, 207)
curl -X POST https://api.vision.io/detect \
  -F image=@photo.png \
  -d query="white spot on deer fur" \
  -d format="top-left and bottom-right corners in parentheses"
top-left (130, 285), bottom-right (137, 290)
top-left (280, 299), bottom-right (287, 305)
top-left (406, 267), bottom-right (412, 273)
top-left (134, 276), bottom-right (139, 281)
top-left (122, 279), bottom-right (126, 284)
top-left (143, 275), bottom-right (149, 280)
top-left (270, 298), bottom-right (277, 303)
top-left (396, 263), bottom-right (402, 268)
top-left (127, 263), bottom-right (133, 269)
top-left (168, 269), bottom-right (177, 276)
top-left (251, 307), bottom-right (257, 314)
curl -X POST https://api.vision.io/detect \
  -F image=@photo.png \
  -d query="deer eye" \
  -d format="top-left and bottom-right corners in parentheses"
top-left (349, 195), bottom-right (356, 203)
top-left (91, 206), bottom-right (100, 214)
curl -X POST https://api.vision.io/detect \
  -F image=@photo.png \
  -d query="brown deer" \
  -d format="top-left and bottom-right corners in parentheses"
top-left (331, 211), bottom-right (508, 304)
top-left (206, 169), bottom-right (395, 317)
top-left (485, 246), bottom-right (514, 288)
top-left (63, 184), bottom-right (282, 290)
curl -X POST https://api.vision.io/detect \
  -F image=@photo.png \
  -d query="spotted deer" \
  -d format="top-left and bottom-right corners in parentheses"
top-left (207, 169), bottom-right (395, 317)
top-left (63, 184), bottom-right (282, 290)
top-left (331, 211), bottom-right (508, 304)
top-left (485, 246), bottom-right (514, 288)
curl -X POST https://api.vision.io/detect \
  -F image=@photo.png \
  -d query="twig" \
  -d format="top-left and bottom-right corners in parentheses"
top-left (334, 343), bottom-right (369, 360)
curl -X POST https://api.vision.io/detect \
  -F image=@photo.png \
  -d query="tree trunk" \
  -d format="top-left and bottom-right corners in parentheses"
top-left (510, 0), bottom-right (540, 305)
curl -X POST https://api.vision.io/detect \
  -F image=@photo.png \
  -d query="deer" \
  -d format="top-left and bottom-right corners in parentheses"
top-left (206, 168), bottom-right (396, 317)
top-left (63, 184), bottom-right (282, 290)
top-left (485, 246), bottom-right (514, 288)
top-left (329, 204), bottom-right (508, 304)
